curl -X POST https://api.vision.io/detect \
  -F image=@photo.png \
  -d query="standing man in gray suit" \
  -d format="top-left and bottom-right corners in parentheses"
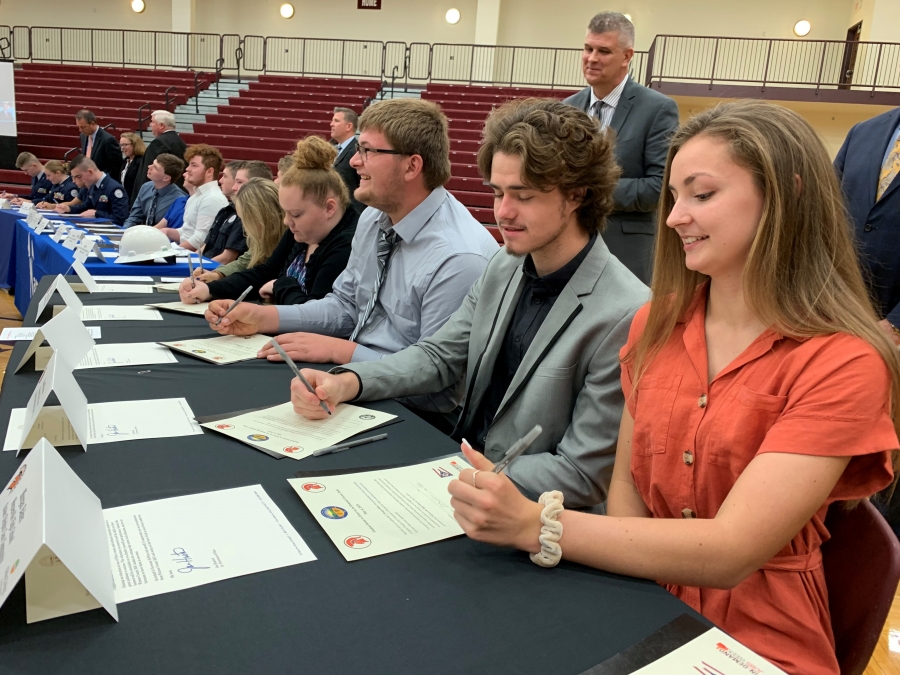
top-left (291, 99), bottom-right (648, 509)
top-left (564, 12), bottom-right (678, 284)
top-left (331, 107), bottom-right (364, 214)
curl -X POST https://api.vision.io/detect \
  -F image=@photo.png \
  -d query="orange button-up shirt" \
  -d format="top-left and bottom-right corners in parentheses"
top-left (620, 289), bottom-right (897, 675)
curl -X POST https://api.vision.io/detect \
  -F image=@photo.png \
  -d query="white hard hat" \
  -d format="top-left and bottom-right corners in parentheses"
top-left (114, 226), bottom-right (175, 264)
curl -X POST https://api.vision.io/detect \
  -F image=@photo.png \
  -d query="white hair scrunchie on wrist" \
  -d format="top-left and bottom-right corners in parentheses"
top-left (529, 490), bottom-right (564, 568)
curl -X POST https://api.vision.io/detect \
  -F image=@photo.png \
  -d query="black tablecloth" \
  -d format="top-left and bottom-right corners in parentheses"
top-left (0, 276), bottom-right (706, 675)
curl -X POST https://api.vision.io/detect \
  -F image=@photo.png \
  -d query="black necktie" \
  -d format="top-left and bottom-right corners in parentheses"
top-left (147, 189), bottom-right (159, 225)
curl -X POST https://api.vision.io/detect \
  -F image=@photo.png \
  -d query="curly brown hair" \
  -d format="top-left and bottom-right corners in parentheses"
top-left (476, 98), bottom-right (621, 234)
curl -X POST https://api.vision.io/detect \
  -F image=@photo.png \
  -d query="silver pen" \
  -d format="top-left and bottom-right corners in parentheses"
top-left (186, 252), bottom-right (196, 289)
top-left (198, 244), bottom-right (205, 274)
top-left (268, 339), bottom-right (332, 416)
top-left (214, 285), bottom-right (253, 326)
top-left (492, 424), bottom-right (542, 474)
top-left (313, 432), bottom-right (388, 457)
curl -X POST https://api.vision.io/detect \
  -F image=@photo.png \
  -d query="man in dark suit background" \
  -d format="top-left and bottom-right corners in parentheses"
top-left (564, 12), bottom-right (679, 284)
top-left (834, 106), bottom-right (900, 533)
top-left (134, 110), bottom-right (187, 195)
top-left (835, 107), bottom-right (900, 343)
top-left (75, 109), bottom-right (123, 179)
top-left (330, 106), bottom-right (364, 214)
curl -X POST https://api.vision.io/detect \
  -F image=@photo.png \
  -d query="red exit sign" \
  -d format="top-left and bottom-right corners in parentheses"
top-left (358, 0), bottom-right (381, 8)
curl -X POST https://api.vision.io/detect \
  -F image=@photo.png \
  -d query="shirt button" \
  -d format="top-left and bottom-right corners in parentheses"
top-left (533, 297), bottom-right (541, 304)
top-left (683, 450), bottom-right (693, 465)
top-left (864, 224), bottom-right (873, 232)
top-left (682, 508), bottom-right (695, 519)
top-left (514, 336), bottom-right (522, 343)
top-left (698, 394), bottom-right (707, 408)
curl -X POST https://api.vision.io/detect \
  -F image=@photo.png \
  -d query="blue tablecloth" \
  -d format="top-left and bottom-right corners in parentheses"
top-left (13, 219), bottom-right (219, 315)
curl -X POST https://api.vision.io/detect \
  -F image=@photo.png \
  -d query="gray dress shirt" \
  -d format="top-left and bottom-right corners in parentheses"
top-left (277, 187), bottom-right (499, 412)
top-left (123, 181), bottom-right (187, 228)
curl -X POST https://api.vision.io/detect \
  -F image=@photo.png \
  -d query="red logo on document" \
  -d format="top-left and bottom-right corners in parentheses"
top-left (283, 446), bottom-right (302, 454)
top-left (6, 466), bottom-right (26, 492)
top-left (301, 482), bottom-right (325, 493)
top-left (432, 467), bottom-right (452, 478)
top-left (215, 424), bottom-right (234, 430)
top-left (344, 535), bottom-right (371, 549)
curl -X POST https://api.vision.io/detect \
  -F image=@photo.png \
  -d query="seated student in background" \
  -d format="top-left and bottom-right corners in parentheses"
top-left (274, 155), bottom-right (293, 186)
top-left (202, 160), bottom-right (274, 265)
top-left (51, 162), bottom-right (87, 212)
top-left (34, 160), bottom-right (79, 207)
top-left (55, 155), bottom-right (129, 226)
top-left (442, 101), bottom-right (900, 675)
top-left (291, 98), bottom-right (647, 507)
top-left (3, 152), bottom-right (52, 205)
top-left (205, 98), bottom-right (498, 425)
top-left (160, 144), bottom-right (227, 250)
top-left (181, 137), bottom-right (356, 306)
top-left (124, 154), bottom-right (187, 228)
top-left (119, 132), bottom-right (145, 204)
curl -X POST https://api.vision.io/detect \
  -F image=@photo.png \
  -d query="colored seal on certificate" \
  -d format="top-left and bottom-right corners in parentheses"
top-left (344, 535), bottom-right (371, 549)
top-left (215, 424), bottom-right (234, 430)
top-left (283, 446), bottom-right (302, 454)
top-left (247, 434), bottom-right (269, 441)
top-left (358, 414), bottom-right (376, 420)
top-left (321, 506), bottom-right (348, 520)
top-left (301, 482), bottom-right (325, 492)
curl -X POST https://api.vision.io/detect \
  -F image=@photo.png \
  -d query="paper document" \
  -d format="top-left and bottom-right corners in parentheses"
top-left (160, 277), bottom-right (185, 283)
top-left (630, 627), bottom-right (788, 674)
top-left (4, 398), bottom-right (203, 451)
top-left (1, 326), bottom-right (101, 340)
top-left (23, 485), bottom-right (315, 617)
top-left (160, 334), bottom-right (272, 364)
top-left (154, 283), bottom-right (182, 291)
top-left (201, 402), bottom-right (397, 460)
top-left (289, 455), bottom-right (470, 560)
top-left (80, 306), bottom-right (163, 321)
top-left (147, 301), bottom-right (210, 316)
top-left (72, 284), bottom-right (156, 294)
top-left (30, 343), bottom-right (178, 371)
top-left (92, 275), bottom-right (154, 282)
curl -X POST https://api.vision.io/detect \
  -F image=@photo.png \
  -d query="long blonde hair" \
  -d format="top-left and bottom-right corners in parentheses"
top-left (232, 178), bottom-right (286, 268)
top-left (624, 100), bottom-right (900, 471)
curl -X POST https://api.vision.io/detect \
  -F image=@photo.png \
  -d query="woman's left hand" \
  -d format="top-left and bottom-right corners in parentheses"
top-left (448, 443), bottom-right (543, 553)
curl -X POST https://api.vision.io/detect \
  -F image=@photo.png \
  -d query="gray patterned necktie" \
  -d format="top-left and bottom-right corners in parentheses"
top-left (350, 228), bottom-right (399, 342)
top-left (591, 100), bottom-right (607, 129)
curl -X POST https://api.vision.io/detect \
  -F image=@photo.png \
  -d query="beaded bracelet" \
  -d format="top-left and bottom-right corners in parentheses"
top-left (529, 490), bottom-right (564, 568)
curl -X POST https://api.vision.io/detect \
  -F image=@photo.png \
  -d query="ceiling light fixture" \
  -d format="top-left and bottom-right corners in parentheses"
top-left (793, 20), bottom-right (811, 37)
top-left (280, 3), bottom-right (295, 19)
top-left (446, 8), bottom-right (461, 24)
top-left (131, 0), bottom-right (145, 13)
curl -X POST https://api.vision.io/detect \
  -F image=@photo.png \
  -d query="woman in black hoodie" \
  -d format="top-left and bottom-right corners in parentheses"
top-left (179, 135), bottom-right (357, 306)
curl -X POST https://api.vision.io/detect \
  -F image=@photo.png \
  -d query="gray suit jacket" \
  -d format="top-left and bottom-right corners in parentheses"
top-left (564, 79), bottom-right (679, 282)
top-left (342, 237), bottom-right (648, 508)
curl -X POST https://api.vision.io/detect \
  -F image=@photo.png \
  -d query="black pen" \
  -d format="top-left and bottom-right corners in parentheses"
top-left (313, 433), bottom-right (388, 457)
top-left (268, 339), bottom-right (332, 416)
top-left (186, 252), bottom-right (196, 289)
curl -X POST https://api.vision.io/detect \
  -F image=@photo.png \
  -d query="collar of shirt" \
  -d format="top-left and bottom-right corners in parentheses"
top-left (35, 172), bottom-right (45, 182)
top-left (193, 181), bottom-right (221, 198)
top-left (883, 120), bottom-right (900, 165)
top-left (93, 173), bottom-right (107, 191)
top-left (336, 137), bottom-right (354, 154)
top-left (377, 186), bottom-right (449, 243)
top-left (156, 183), bottom-right (181, 199)
top-left (589, 74), bottom-right (629, 114)
top-left (521, 233), bottom-right (597, 298)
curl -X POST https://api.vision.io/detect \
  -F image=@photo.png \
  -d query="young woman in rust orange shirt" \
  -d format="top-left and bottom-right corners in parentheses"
top-left (448, 100), bottom-right (900, 675)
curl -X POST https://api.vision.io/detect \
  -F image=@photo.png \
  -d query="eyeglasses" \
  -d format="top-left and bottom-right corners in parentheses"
top-left (356, 146), bottom-right (407, 162)
top-left (120, 142), bottom-right (132, 147)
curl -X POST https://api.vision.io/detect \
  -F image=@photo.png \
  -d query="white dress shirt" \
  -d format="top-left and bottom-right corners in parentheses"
top-left (589, 74), bottom-right (629, 130)
top-left (180, 180), bottom-right (228, 250)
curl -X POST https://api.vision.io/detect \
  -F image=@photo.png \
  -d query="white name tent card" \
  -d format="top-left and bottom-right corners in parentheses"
top-left (33, 217), bottom-right (50, 234)
top-left (62, 229), bottom-right (85, 250)
top-left (70, 261), bottom-right (154, 294)
top-left (18, 201), bottom-right (34, 214)
top-left (74, 239), bottom-right (107, 263)
top-left (35, 275), bottom-right (83, 320)
top-left (629, 627), bottom-right (788, 674)
top-left (25, 209), bottom-right (40, 228)
top-left (0, 439), bottom-right (118, 624)
top-left (50, 224), bottom-right (70, 243)
top-left (14, 306), bottom-right (95, 374)
top-left (17, 351), bottom-right (88, 453)
top-left (0, 198), bottom-right (10, 209)
top-left (289, 455), bottom-right (471, 561)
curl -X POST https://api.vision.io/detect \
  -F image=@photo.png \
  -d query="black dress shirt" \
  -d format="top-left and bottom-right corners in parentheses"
top-left (203, 203), bottom-right (247, 259)
top-left (471, 234), bottom-right (597, 448)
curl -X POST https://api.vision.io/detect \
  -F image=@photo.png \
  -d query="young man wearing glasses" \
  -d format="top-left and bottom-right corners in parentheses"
top-left (205, 98), bottom-right (498, 425)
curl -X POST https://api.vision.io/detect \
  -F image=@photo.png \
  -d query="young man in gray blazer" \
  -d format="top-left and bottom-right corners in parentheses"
top-left (564, 12), bottom-right (679, 284)
top-left (292, 99), bottom-right (648, 509)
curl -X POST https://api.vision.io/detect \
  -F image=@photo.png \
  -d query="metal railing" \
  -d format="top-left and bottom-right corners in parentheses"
top-left (647, 34), bottom-right (900, 96)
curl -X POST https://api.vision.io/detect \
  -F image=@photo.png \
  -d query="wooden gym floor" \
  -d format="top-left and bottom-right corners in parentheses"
top-left (0, 288), bottom-right (896, 671)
